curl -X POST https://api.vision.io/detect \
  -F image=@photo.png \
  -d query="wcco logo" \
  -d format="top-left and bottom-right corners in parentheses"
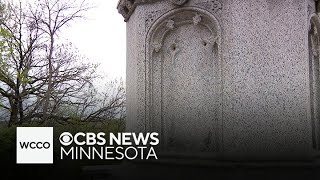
top-left (19, 141), bottom-right (51, 149)
top-left (16, 127), bottom-right (53, 164)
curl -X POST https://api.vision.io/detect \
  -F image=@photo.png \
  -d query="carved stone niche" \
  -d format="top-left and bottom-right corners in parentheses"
top-left (309, 14), bottom-right (320, 150)
top-left (145, 7), bottom-right (222, 153)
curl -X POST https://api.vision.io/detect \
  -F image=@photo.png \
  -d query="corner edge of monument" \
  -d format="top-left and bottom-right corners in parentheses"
top-left (117, 0), bottom-right (190, 22)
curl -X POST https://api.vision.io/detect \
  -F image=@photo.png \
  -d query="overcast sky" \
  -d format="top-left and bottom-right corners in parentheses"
top-left (61, 0), bottom-right (126, 81)
top-left (12, 0), bottom-right (126, 81)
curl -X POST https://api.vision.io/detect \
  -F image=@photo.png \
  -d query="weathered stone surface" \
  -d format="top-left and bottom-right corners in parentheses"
top-left (118, 0), bottom-right (320, 22)
top-left (121, 0), bottom-right (320, 159)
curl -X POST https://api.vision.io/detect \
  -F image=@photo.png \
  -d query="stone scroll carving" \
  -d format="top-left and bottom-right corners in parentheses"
top-left (309, 15), bottom-right (320, 150)
top-left (145, 7), bottom-right (222, 153)
top-left (118, 0), bottom-right (189, 22)
top-left (117, 0), bottom-right (159, 22)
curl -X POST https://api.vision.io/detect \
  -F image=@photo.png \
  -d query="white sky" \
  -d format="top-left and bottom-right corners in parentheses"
top-left (61, 0), bottom-right (126, 81)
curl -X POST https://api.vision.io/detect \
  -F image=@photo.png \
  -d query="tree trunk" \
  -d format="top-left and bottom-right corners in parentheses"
top-left (8, 98), bottom-right (18, 127)
top-left (18, 96), bottom-right (24, 124)
top-left (43, 35), bottom-right (54, 126)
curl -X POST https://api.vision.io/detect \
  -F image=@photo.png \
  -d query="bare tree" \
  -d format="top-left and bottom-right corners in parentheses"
top-left (84, 79), bottom-right (126, 122)
top-left (0, 0), bottom-right (126, 127)
top-left (0, 0), bottom-right (97, 126)
top-left (22, 43), bottom-right (98, 124)
top-left (30, 0), bottom-right (91, 125)
top-left (0, 1), bottom-right (43, 125)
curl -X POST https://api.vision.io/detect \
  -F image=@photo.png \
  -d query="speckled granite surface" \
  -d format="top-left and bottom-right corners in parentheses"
top-left (121, 0), bottom-right (320, 159)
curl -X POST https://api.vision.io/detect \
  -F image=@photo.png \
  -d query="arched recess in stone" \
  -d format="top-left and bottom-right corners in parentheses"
top-left (308, 14), bottom-right (320, 150)
top-left (145, 7), bottom-right (223, 153)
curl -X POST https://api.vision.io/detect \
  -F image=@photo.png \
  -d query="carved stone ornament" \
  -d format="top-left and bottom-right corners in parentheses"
top-left (166, 20), bottom-right (175, 29)
top-left (117, 0), bottom-right (159, 22)
top-left (152, 42), bottom-right (162, 52)
top-left (170, 0), bottom-right (189, 6)
top-left (193, 14), bottom-right (202, 25)
top-left (117, 0), bottom-right (192, 22)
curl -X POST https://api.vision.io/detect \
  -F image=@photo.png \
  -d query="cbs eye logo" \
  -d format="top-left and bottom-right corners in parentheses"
top-left (59, 132), bottom-right (73, 146)
top-left (59, 132), bottom-right (106, 146)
